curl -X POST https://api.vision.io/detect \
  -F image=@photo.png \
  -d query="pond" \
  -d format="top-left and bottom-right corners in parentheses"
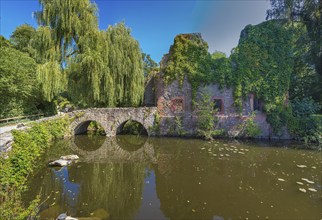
top-left (24, 135), bottom-right (322, 220)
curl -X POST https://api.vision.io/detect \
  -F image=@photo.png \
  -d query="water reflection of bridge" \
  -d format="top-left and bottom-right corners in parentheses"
top-left (70, 136), bottom-right (157, 164)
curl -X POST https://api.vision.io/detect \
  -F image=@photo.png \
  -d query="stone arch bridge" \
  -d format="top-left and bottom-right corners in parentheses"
top-left (68, 107), bottom-right (157, 136)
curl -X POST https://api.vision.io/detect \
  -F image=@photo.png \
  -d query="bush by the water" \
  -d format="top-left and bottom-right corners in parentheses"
top-left (0, 117), bottom-right (70, 219)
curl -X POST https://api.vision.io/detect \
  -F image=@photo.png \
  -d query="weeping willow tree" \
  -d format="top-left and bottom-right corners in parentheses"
top-left (68, 23), bottom-right (144, 107)
top-left (105, 23), bottom-right (144, 107)
top-left (35, 0), bottom-right (98, 59)
top-left (34, 0), bottom-right (144, 107)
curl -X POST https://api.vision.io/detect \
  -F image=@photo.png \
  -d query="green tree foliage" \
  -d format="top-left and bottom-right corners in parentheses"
top-left (231, 20), bottom-right (294, 112)
top-left (162, 33), bottom-right (213, 94)
top-left (29, 26), bottom-right (65, 103)
top-left (37, 61), bottom-right (66, 102)
top-left (194, 91), bottom-right (224, 140)
top-left (161, 34), bottom-right (233, 97)
top-left (10, 24), bottom-right (36, 56)
top-left (32, 0), bottom-right (99, 103)
top-left (267, 0), bottom-right (322, 104)
top-left (289, 23), bottom-right (319, 100)
top-left (142, 53), bottom-right (158, 76)
top-left (211, 52), bottom-right (234, 88)
top-left (35, 0), bottom-right (99, 61)
top-left (105, 23), bottom-right (144, 107)
top-left (68, 23), bottom-right (144, 107)
top-left (0, 35), bottom-right (12, 47)
top-left (34, 0), bottom-right (144, 107)
top-left (288, 97), bottom-right (321, 143)
top-left (237, 112), bottom-right (261, 138)
top-left (0, 38), bottom-right (40, 118)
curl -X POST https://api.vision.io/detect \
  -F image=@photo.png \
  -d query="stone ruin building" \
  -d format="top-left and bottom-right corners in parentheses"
top-left (144, 33), bottom-right (289, 139)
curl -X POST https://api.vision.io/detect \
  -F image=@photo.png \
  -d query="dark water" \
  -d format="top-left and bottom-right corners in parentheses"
top-left (24, 136), bottom-right (322, 220)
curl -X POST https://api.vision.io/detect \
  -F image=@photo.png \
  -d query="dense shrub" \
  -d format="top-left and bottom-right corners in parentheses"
top-left (238, 113), bottom-right (261, 138)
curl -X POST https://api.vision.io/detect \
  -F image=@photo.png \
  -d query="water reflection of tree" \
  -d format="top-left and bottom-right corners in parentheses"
top-left (69, 162), bottom-right (146, 219)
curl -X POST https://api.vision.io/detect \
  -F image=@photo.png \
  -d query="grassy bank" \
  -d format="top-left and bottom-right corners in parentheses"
top-left (0, 117), bottom-right (70, 220)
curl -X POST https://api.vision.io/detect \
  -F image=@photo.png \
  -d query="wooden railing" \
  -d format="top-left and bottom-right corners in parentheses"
top-left (0, 113), bottom-right (44, 124)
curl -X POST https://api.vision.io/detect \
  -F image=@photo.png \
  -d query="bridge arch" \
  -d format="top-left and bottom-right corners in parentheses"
top-left (73, 120), bottom-right (106, 135)
top-left (116, 119), bottom-right (149, 136)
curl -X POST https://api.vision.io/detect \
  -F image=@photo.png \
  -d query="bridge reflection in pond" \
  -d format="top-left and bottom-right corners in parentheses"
top-left (70, 135), bottom-right (155, 164)
top-left (24, 137), bottom-right (322, 220)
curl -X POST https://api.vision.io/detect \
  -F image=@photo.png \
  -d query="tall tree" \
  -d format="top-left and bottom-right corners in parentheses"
top-left (68, 23), bottom-right (144, 107)
top-left (35, 0), bottom-right (99, 61)
top-left (105, 23), bottom-right (144, 107)
top-left (0, 36), bottom-right (39, 118)
top-left (267, 0), bottom-right (322, 103)
top-left (32, 0), bottom-right (100, 103)
top-left (10, 24), bottom-right (36, 55)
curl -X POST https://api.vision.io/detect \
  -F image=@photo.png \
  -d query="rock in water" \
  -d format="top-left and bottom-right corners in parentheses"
top-left (60, 155), bottom-right (79, 160)
top-left (49, 155), bottom-right (79, 167)
top-left (56, 213), bottom-right (67, 220)
top-left (49, 159), bottom-right (71, 167)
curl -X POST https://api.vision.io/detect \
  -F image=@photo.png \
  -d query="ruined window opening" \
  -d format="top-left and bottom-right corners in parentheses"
top-left (171, 98), bottom-right (184, 114)
top-left (253, 97), bottom-right (263, 111)
top-left (213, 99), bottom-right (224, 114)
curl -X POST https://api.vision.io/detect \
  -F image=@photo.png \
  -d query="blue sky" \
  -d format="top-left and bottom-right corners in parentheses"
top-left (0, 0), bottom-right (270, 62)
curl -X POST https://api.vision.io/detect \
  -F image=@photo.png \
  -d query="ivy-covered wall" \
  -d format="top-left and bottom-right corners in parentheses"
top-left (231, 20), bottom-right (293, 112)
